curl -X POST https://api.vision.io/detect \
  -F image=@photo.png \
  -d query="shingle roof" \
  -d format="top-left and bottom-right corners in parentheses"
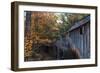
top-left (68, 16), bottom-right (90, 32)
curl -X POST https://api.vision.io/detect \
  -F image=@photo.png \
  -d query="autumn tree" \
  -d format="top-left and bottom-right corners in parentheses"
top-left (24, 11), bottom-right (59, 61)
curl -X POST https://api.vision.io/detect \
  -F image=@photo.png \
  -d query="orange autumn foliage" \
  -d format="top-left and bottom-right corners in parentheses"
top-left (24, 12), bottom-right (57, 59)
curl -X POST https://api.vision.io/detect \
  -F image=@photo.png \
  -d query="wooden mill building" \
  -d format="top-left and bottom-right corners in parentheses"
top-left (68, 16), bottom-right (90, 58)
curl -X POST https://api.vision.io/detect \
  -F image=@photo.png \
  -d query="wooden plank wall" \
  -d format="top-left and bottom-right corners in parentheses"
top-left (69, 23), bottom-right (90, 58)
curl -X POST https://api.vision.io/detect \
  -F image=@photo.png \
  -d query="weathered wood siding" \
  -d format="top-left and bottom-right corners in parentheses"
top-left (69, 23), bottom-right (90, 58)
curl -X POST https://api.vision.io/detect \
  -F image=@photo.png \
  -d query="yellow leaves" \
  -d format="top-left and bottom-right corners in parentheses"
top-left (24, 50), bottom-right (33, 57)
top-left (31, 12), bottom-right (56, 26)
top-left (24, 35), bottom-right (33, 57)
top-left (24, 12), bottom-right (58, 59)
